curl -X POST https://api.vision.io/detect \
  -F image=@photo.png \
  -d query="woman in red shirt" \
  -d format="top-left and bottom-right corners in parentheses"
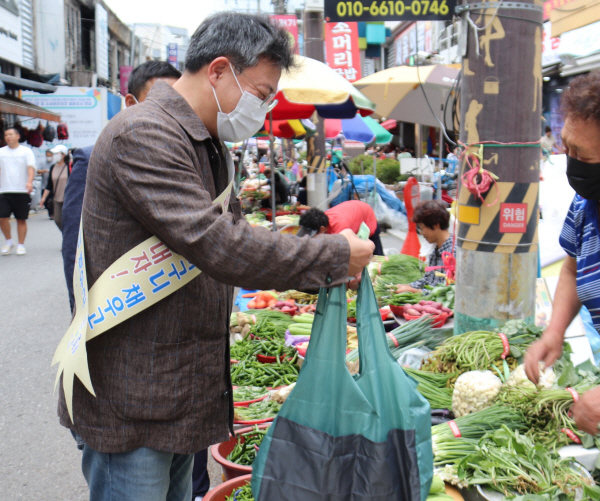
top-left (298, 200), bottom-right (383, 255)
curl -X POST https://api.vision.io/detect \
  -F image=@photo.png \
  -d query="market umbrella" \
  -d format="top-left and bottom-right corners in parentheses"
top-left (353, 64), bottom-right (460, 128)
top-left (270, 55), bottom-right (376, 120)
top-left (325, 115), bottom-right (392, 144)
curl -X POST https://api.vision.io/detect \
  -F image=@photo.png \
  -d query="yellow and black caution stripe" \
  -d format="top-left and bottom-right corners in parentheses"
top-left (456, 181), bottom-right (539, 253)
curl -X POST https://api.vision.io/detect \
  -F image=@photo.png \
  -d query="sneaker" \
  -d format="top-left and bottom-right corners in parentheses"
top-left (16, 245), bottom-right (26, 256)
top-left (1, 243), bottom-right (14, 256)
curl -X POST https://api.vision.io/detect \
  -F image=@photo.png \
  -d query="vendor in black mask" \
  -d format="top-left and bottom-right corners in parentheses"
top-left (525, 70), bottom-right (600, 436)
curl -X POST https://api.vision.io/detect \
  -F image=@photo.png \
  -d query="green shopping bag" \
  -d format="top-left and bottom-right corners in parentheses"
top-left (252, 269), bottom-right (433, 500)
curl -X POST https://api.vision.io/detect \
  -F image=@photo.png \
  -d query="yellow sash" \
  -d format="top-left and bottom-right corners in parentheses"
top-left (53, 179), bottom-right (234, 422)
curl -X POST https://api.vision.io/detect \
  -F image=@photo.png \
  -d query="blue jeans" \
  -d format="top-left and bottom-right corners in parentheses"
top-left (73, 433), bottom-right (193, 501)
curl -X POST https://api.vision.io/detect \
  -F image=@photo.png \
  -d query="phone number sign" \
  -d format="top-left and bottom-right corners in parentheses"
top-left (325, 0), bottom-right (455, 21)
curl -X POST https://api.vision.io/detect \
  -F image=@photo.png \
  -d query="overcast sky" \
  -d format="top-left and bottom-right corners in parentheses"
top-left (103, 0), bottom-right (304, 35)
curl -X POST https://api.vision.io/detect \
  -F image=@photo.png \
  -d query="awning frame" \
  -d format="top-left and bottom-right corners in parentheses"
top-left (0, 95), bottom-right (61, 122)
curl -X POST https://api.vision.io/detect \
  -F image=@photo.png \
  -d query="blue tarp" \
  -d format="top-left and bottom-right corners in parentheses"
top-left (235, 288), bottom-right (259, 312)
top-left (330, 174), bottom-right (406, 215)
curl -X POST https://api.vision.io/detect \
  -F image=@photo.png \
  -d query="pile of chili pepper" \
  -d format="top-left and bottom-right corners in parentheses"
top-left (226, 425), bottom-right (269, 466)
top-left (231, 357), bottom-right (299, 388)
top-left (225, 484), bottom-right (253, 501)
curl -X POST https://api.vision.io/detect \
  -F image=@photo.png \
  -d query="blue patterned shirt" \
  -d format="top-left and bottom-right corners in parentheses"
top-left (560, 195), bottom-right (600, 332)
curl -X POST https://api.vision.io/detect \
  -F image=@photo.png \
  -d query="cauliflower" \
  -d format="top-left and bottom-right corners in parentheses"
top-left (452, 370), bottom-right (502, 417)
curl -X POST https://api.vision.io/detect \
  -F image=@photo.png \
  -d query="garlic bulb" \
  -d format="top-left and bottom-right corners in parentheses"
top-left (506, 363), bottom-right (556, 390)
top-left (452, 370), bottom-right (502, 417)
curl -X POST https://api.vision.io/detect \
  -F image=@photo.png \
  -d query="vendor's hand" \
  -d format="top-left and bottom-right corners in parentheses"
top-left (524, 329), bottom-right (564, 384)
top-left (26, 182), bottom-right (33, 194)
top-left (572, 386), bottom-right (600, 435)
top-left (340, 229), bottom-right (375, 277)
top-left (39, 199), bottom-right (45, 208)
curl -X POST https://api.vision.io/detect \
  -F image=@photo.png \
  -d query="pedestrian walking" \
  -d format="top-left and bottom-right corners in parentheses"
top-left (0, 127), bottom-right (36, 256)
top-left (39, 145), bottom-right (71, 232)
top-left (57, 12), bottom-right (373, 501)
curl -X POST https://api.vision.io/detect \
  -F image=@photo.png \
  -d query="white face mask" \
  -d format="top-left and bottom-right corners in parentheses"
top-left (212, 63), bottom-right (269, 143)
top-left (46, 156), bottom-right (54, 164)
top-left (54, 153), bottom-right (63, 163)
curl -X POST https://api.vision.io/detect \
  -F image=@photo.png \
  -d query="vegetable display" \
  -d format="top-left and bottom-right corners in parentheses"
top-left (452, 370), bottom-right (502, 417)
top-left (231, 358), bottom-right (299, 388)
top-left (225, 484), bottom-right (254, 501)
top-left (231, 310), bottom-right (293, 338)
top-left (388, 291), bottom-right (423, 307)
top-left (439, 427), bottom-right (600, 500)
top-left (278, 290), bottom-right (318, 305)
top-left (403, 299), bottom-right (452, 318)
top-left (226, 425), bottom-right (268, 465)
top-left (233, 399), bottom-right (281, 422)
top-left (347, 316), bottom-right (447, 362)
top-left (403, 367), bottom-right (454, 410)
top-left (431, 404), bottom-right (527, 466)
top-left (425, 284), bottom-right (455, 310)
top-left (233, 386), bottom-right (268, 403)
top-left (288, 313), bottom-right (314, 337)
top-left (422, 321), bottom-right (542, 376)
top-left (368, 254), bottom-right (424, 285)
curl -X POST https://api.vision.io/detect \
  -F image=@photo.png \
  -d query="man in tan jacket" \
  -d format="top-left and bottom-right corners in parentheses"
top-left (58, 12), bottom-right (373, 501)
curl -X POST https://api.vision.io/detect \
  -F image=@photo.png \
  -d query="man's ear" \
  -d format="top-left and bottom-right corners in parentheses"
top-left (207, 57), bottom-right (231, 88)
top-left (125, 94), bottom-right (137, 108)
top-left (319, 227), bottom-right (327, 235)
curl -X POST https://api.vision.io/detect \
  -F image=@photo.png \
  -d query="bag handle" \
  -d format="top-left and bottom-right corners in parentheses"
top-left (302, 284), bottom-right (349, 368)
top-left (355, 268), bottom-right (396, 375)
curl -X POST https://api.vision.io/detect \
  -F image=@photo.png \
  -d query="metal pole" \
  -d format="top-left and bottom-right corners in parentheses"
top-left (454, 0), bottom-right (542, 334)
top-left (372, 155), bottom-right (377, 208)
top-left (304, 7), bottom-right (328, 208)
top-left (438, 124), bottom-right (443, 200)
top-left (269, 111), bottom-right (277, 232)
top-left (130, 30), bottom-right (136, 66)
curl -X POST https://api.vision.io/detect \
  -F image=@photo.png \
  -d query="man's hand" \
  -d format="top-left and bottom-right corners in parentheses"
top-left (572, 386), bottom-right (600, 435)
top-left (395, 284), bottom-right (421, 294)
top-left (340, 229), bottom-right (375, 277)
top-left (26, 182), bottom-right (33, 194)
top-left (347, 273), bottom-right (361, 291)
top-left (524, 329), bottom-right (564, 384)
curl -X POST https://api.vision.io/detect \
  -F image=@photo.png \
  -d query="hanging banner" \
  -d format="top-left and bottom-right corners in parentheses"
top-left (270, 14), bottom-right (299, 54)
top-left (53, 178), bottom-right (234, 422)
top-left (325, 22), bottom-right (362, 82)
top-left (168, 43), bottom-right (178, 68)
top-left (325, 0), bottom-right (455, 22)
top-left (394, 22), bottom-right (432, 66)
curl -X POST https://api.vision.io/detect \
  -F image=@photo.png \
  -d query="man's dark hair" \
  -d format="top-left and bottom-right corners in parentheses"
top-left (413, 200), bottom-right (449, 230)
top-left (185, 12), bottom-right (295, 74)
top-left (127, 61), bottom-right (182, 98)
top-left (561, 70), bottom-right (600, 126)
top-left (299, 207), bottom-right (329, 232)
top-left (4, 127), bottom-right (20, 136)
top-left (544, 125), bottom-right (552, 133)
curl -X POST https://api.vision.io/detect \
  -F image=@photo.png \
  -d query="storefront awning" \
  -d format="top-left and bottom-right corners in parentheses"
top-left (0, 73), bottom-right (57, 94)
top-left (0, 94), bottom-right (61, 122)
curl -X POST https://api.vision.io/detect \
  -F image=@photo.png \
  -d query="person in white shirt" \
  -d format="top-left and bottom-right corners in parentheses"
top-left (0, 127), bottom-right (36, 255)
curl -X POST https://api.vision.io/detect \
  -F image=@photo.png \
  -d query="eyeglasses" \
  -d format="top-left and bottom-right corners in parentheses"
top-left (238, 71), bottom-right (278, 110)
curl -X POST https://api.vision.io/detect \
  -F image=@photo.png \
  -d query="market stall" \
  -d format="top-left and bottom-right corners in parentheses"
top-left (213, 254), bottom-right (600, 500)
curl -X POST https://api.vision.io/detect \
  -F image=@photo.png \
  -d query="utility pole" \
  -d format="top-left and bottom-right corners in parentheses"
top-left (304, 1), bottom-right (327, 208)
top-left (454, 0), bottom-right (543, 333)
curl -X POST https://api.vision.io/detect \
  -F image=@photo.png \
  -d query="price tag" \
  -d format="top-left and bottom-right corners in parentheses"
top-left (324, 0), bottom-right (456, 22)
top-left (448, 420), bottom-right (461, 438)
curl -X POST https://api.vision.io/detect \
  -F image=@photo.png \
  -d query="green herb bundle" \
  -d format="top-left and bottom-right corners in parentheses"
top-left (369, 254), bottom-right (424, 284)
top-left (388, 291), bottom-right (424, 306)
top-left (346, 316), bottom-right (439, 362)
top-left (422, 322), bottom-right (542, 375)
top-left (449, 426), bottom-right (600, 500)
top-left (432, 404), bottom-right (527, 466)
top-left (403, 367), bottom-right (455, 410)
